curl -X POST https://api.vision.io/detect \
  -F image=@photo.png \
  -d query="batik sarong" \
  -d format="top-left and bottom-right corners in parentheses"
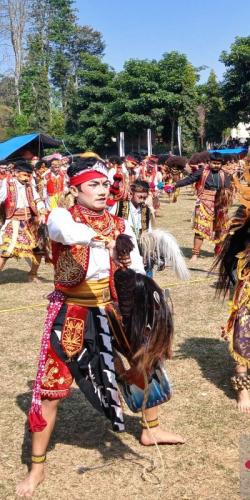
top-left (226, 250), bottom-right (250, 367)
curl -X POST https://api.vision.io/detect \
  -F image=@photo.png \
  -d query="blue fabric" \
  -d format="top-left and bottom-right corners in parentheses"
top-left (208, 147), bottom-right (248, 155)
top-left (0, 133), bottom-right (38, 160)
top-left (118, 362), bottom-right (172, 413)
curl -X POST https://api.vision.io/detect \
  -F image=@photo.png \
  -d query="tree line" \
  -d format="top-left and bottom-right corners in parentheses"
top-left (0, 0), bottom-right (249, 154)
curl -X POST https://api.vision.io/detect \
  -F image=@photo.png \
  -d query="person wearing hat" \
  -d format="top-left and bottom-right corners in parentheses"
top-left (108, 155), bottom-right (129, 185)
top-left (124, 155), bottom-right (140, 183)
top-left (43, 158), bottom-right (67, 211)
top-left (164, 156), bottom-right (187, 203)
top-left (173, 154), bottom-right (233, 261)
top-left (0, 160), bottom-right (45, 276)
top-left (17, 156), bottom-right (184, 498)
top-left (33, 160), bottom-right (49, 200)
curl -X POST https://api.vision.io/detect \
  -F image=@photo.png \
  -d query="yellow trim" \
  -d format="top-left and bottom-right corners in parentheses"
top-left (228, 339), bottom-right (250, 368)
top-left (31, 455), bottom-right (46, 464)
top-left (63, 278), bottom-right (112, 308)
top-left (193, 228), bottom-right (227, 245)
top-left (141, 418), bottom-right (159, 429)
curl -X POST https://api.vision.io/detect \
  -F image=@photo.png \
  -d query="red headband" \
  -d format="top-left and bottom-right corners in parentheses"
top-left (69, 170), bottom-right (107, 187)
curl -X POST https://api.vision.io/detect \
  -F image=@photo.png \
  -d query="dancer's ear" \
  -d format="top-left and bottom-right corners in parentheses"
top-left (69, 186), bottom-right (79, 198)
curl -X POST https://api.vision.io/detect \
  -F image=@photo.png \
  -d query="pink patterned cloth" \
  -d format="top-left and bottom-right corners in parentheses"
top-left (28, 291), bottom-right (65, 432)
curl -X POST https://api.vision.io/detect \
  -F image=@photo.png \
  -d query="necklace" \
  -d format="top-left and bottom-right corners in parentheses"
top-left (72, 204), bottom-right (117, 238)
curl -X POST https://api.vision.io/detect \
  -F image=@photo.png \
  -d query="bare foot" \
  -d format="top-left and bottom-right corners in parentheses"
top-left (16, 466), bottom-right (45, 498)
top-left (236, 389), bottom-right (250, 413)
top-left (140, 426), bottom-right (185, 446)
top-left (189, 254), bottom-right (198, 264)
top-left (27, 274), bottom-right (40, 283)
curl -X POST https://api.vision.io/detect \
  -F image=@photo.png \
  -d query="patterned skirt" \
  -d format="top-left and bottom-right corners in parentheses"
top-left (41, 302), bottom-right (171, 431)
top-left (193, 190), bottom-right (229, 244)
top-left (0, 219), bottom-right (37, 261)
top-left (227, 281), bottom-right (250, 368)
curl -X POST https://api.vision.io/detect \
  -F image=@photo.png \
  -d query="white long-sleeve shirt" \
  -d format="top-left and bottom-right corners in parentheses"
top-left (109, 201), bottom-right (152, 235)
top-left (48, 207), bottom-right (145, 281)
top-left (0, 178), bottom-right (45, 213)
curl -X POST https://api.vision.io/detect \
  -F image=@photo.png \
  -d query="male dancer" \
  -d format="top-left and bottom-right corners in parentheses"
top-left (173, 154), bottom-right (232, 261)
top-left (17, 157), bottom-right (184, 498)
top-left (0, 161), bottom-right (45, 278)
top-left (110, 179), bottom-right (154, 239)
top-left (109, 179), bottom-right (154, 275)
top-left (43, 159), bottom-right (66, 210)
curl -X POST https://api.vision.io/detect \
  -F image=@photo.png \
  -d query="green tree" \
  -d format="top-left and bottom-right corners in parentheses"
top-left (157, 52), bottom-right (199, 152)
top-left (220, 36), bottom-right (250, 125)
top-left (19, 33), bottom-right (50, 131)
top-left (48, 1), bottom-right (105, 109)
top-left (70, 26), bottom-right (105, 80)
top-left (48, 0), bottom-right (76, 109)
top-left (65, 54), bottom-right (116, 152)
top-left (109, 59), bottom-right (159, 141)
top-left (0, 75), bottom-right (16, 108)
top-left (108, 53), bottom-right (199, 154)
top-left (200, 70), bottom-right (226, 144)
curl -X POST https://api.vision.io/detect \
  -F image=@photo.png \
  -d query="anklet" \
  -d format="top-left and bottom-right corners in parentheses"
top-left (231, 374), bottom-right (250, 391)
top-left (31, 454), bottom-right (46, 464)
top-left (141, 418), bottom-right (159, 429)
top-left (192, 248), bottom-right (200, 256)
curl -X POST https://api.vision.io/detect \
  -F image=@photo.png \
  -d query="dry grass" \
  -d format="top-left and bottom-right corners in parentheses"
top-left (0, 192), bottom-right (247, 500)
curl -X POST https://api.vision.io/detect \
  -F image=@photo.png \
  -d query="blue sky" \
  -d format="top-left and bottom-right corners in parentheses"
top-left (75, 0), bottom-right (250, 82)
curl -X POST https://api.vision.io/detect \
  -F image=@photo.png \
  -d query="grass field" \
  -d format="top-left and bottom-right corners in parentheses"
top-left (0, 192), bottom-right (248, 500)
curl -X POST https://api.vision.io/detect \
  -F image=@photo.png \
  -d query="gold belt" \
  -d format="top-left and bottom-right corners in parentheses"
top-left (12, 208), bottom-right (32, 221)
top-left (63, 278), bottom-right (112, 307)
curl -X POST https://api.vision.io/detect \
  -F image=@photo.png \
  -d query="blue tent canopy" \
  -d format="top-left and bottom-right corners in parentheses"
top-left (0, 133), bottom-right (62, 160)
top-left (208, 147), bottom-right (248, 155)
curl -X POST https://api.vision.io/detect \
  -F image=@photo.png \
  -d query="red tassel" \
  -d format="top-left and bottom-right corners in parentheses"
top-left (28, 410), bottom-right (47, 433)
top-left (214, 244), bottom-right (222, 256)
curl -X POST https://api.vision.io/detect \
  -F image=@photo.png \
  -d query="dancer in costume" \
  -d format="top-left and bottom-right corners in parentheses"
top-left (215, 173), bottom-right (250, 411)
top-left (0, 161), bottom-right (45, 279)
top-left (108, 156), bottom-right (128, 184)
top-left (17, 157), bottom-right (184, 498)
top-left (111, 179), bottom-right (154, 238)
top-left (124, 155), bottom-right (140, 183)
top-left (43, 158), bottom-right (66, 210)
top-left (109, 179), bottom-right (155, 276)
top-left (163, 156), bottom-right (187, 203)
top-left (173, 154), bottom-right (232, 262)
top-left (33, 160), bottom-right (49, 201)
top-left (110, 178), bottom-right (189, 280)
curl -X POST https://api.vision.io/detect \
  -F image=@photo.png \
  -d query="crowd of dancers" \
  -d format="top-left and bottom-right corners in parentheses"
top-left (1, 148), bottom-right (250, 497)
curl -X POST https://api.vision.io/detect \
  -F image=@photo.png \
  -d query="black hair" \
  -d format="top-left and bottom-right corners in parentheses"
top-left (114, 266), bottom-right (173, 371)
top-left (199, 151), bottom-right (210, 163)
top-left (14, 160), bottom-right (33, 173)
top-left (67, 156), bottom-right (105, 178)
top-left (213, 205), bottom-right (250, 296)
top-left (209, 153), bottom-right (223, 163)
top-left (189, 153), bottom-right (201, 165)
top-left (131, 179), bottom-right (149, 193)
top-left (34, 160), bottom-right (48, 170)
top-left (166, 156), bottom-right (187, 170)
top-left (48, 158), bottom-right (60, 168)
top-left (67, 156), bottom-right (107, 190)
top-left (109, 156), bottom-right (122, 166)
